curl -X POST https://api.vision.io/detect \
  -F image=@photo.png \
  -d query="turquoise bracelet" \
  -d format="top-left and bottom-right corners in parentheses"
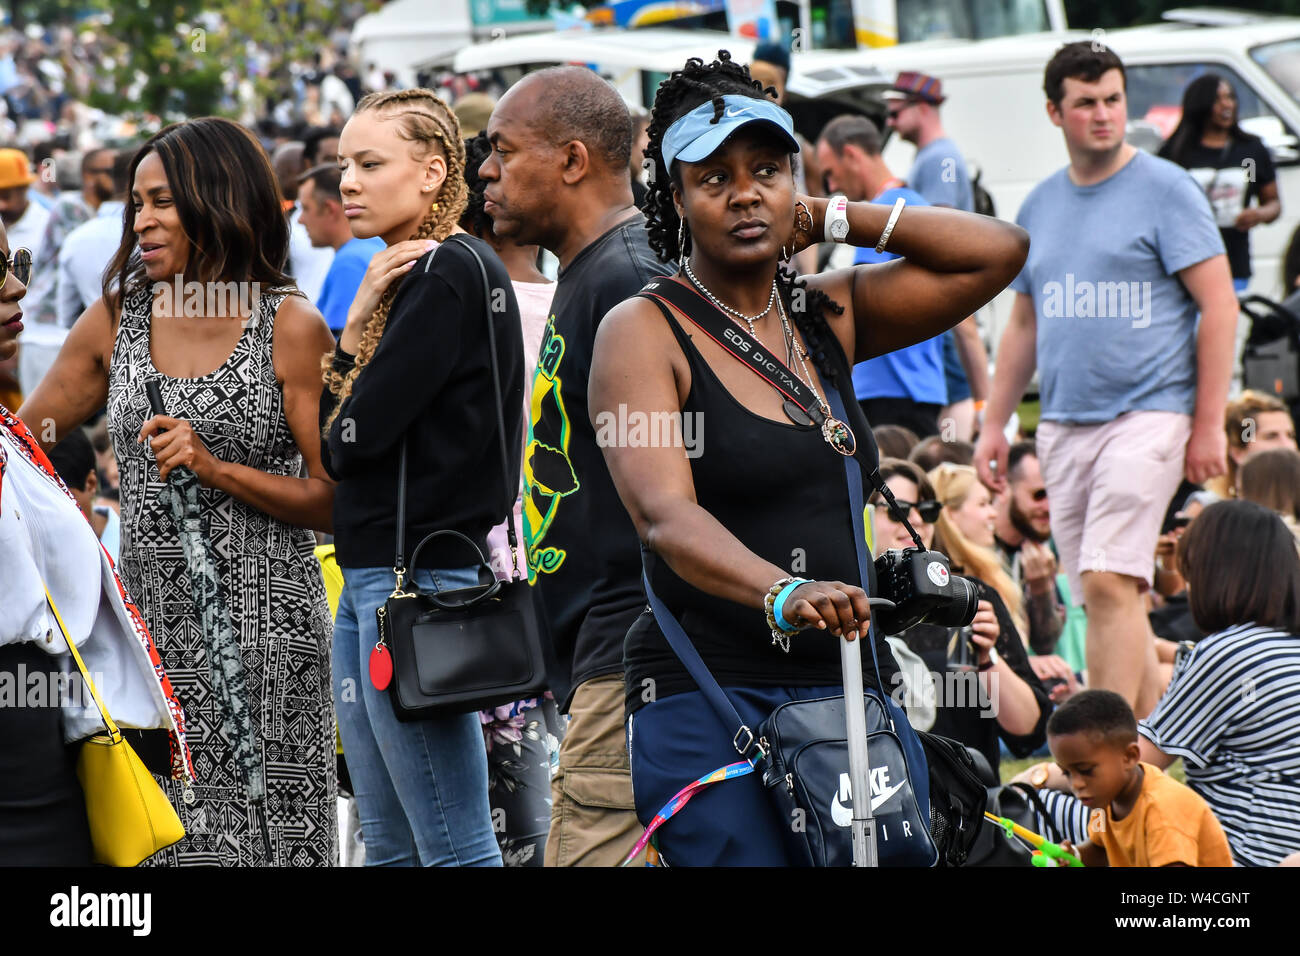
top-left (773, 578), bottom-right (811, 633)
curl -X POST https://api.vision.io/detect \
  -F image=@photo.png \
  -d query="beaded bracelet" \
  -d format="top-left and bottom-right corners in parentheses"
top-left (764, 576), bottom-right (811, 653)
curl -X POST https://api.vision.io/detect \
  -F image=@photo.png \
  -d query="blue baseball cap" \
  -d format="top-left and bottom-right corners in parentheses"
top-left (660, 95), bottom-right (799, 171)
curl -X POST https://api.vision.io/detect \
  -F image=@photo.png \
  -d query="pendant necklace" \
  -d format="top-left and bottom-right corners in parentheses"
top-left (777, 295), bottom-right (857, 457)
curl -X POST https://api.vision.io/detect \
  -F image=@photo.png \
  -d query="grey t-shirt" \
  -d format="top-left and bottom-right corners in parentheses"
top-left (909, 137), bottom-right (974, 211)
top-left (1010, 150), bottom-right (1225, 424)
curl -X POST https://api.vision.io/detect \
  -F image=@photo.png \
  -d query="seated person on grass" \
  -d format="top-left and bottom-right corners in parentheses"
top-left (1049, 689), bottom-right (1232, 868)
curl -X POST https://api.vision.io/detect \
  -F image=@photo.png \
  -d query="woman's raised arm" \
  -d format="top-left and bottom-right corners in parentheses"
top-left (798, 196), bottom-right (1029, 363)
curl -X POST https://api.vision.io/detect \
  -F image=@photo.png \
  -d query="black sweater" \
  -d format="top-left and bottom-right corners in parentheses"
top-left (319, 235), bottom-right (524, 570)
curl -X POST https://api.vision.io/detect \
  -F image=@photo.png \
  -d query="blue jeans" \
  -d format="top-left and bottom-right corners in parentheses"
top-left (333, 565), bottom-right (502, 866)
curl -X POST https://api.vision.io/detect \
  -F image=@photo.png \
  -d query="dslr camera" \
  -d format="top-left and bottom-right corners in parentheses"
top-left (872, 548), bottom-right (979, 636)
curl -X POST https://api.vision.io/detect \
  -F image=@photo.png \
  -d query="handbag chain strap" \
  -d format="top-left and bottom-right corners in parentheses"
top-left (43, 584), bottom-right (121, 742)
top-left (391, 236), bottom-right (521, 593)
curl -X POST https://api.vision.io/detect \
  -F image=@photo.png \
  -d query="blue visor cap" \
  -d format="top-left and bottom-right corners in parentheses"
top-left (661, 95), bottom-right (800, 171)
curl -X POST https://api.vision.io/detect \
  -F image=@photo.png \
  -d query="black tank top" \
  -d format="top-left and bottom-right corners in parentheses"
top-left (624, 297), bottom-right (898, 714)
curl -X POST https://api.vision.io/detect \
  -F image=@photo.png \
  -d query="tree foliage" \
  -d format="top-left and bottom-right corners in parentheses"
top-left (12, 0), bottom-right (378, 121)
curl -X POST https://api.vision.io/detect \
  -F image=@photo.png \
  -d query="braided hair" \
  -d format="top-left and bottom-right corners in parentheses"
top-left (643, 51), bottom-right (845, 384)
top-left (321, 88), bottom-right (468, 435)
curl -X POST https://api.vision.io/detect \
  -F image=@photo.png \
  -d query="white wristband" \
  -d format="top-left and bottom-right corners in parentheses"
top-left (824, 195), bottom-right (849, 243)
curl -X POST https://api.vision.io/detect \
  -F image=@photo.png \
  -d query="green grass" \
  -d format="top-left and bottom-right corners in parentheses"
top-left (999, 755), bottom-right (1185, 784)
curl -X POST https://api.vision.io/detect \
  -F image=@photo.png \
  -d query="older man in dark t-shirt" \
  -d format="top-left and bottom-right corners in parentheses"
top-left (481, 66), bottom-right (671, 866)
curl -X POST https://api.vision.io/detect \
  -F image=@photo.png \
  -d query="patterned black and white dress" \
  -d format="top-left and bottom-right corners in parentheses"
top-left (107, 285), bottom-right (337, 867)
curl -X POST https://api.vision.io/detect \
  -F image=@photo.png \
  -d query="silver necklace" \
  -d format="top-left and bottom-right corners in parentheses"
top-left (777, 295), bottom-right (857, 457)
top-left (682, 257), bottom-right (776, 334)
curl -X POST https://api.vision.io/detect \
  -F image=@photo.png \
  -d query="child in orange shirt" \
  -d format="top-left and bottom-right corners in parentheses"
top-left (1048, 690), bottom-right (1233, 867)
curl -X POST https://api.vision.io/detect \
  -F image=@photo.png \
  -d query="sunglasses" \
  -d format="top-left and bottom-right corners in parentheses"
top-left (1027, 488), bottom-right (1048, 502)
top-left (887, 100), bottom-right (920, 119)
top-left (0, 248), bottom-right (31, 289)
top-left (875, 498), bottom-right (943, 524)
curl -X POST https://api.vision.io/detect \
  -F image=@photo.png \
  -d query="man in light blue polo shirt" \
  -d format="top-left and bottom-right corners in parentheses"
top-left (975, 42), bottom-right (1237, 717)
top-left (297, 164), bottom-right (383, 335)
top-left (816, 113), bottom-right (945, 437)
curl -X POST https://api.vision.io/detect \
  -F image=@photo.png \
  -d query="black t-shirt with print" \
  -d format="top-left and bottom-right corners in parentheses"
top-left (524, 214), bottom-right (672, 709)
top-left (1181, 137), bottom-right (1276, 279)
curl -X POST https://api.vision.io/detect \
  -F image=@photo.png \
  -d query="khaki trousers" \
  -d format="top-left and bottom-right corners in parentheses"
top-left (544, 672), bottom-right (646, 867)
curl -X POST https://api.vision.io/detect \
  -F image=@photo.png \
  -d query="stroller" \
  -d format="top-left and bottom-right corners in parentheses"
top-left (1239, 292), bottom-right (1300, 423)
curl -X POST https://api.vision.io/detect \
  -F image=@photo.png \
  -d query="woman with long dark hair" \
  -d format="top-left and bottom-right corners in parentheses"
top-left (589, 52), bottom-right (1027, 865)
top-left (320, 89), bottom-right (523, 867)
top-left (1158, 73), bottom-right (1281, 292)
top-left (20, 117), bottom-right (339, 866)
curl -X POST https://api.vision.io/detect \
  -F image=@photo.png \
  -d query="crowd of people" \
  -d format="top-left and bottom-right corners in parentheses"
top-left (1, 28), bottom-right (1299, 870)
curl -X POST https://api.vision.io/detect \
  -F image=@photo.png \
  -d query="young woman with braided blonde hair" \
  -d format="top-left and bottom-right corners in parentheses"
top-left (320, 88), bottom-right (524, 866)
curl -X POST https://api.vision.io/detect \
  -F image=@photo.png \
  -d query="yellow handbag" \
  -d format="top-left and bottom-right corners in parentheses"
top-left (45, 586), bottom-right (186, 866)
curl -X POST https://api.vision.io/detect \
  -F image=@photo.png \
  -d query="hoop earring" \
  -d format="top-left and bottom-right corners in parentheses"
top-left (678, 217), bottom-right (689, 265)
top-left (781, 244), bottom-right (790, 261)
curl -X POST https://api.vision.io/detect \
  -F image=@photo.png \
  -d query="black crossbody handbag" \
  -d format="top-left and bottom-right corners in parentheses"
top-left (375, 236), bottom-right (553, 721)
top-left (635, 277), bottom-right (939, 866)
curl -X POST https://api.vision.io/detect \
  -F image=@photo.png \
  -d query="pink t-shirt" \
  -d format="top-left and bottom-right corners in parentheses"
top-left (487, 278), bottom-right (554, 579)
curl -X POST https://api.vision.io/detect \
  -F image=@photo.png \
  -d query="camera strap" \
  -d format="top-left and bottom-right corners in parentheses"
top-left (636, 275), bottom-right (925, 547)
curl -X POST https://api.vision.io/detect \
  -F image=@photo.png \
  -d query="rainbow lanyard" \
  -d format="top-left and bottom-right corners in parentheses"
top-left (620, 756), bottom-right (761, 867)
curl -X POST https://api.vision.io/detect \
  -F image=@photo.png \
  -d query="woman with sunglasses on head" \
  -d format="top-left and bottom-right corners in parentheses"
top-left (589, 52), bottom-right (1027, 865)
top-left (319, 89), bottom-right (524, 867)
top-left (873, 459), bottom-right (1049, 772)
top-left (1, 233), bottom-right (193, 865)
top-left (20, 119), bottom-right (339, 866)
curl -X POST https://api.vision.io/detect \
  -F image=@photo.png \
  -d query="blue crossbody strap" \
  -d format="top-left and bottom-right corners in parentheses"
top-left (824, 382), bottom-right (934, 821)
top-left (641, 570), bottom-right (765, 759)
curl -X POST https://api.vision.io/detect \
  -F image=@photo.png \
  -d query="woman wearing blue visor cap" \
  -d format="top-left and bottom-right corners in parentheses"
top-left (590, 51), bottom-right (1028, 865)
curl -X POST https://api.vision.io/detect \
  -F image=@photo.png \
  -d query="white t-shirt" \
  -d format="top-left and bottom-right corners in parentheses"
top-left (1187, 164), bottom-right (1250, 229)
top-left (287, 206), bottom-right (334, 302)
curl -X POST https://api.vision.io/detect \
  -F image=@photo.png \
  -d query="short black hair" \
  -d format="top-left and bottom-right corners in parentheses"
top-left (1047, 689), bottom-right (1137, 746)
top-left (299, 163), bottom-right (341, 205)
top-left (81, 147), bottom-right (112, 176)
top-left (1008, 440), bottom-right (1037, 482)
top-left (818, 114), bottom-right (882, 158)
top-left (1043, 40), bottom-right (1127, 107)
top-left (752, 42), bottom-right (790, 76)
top-left (459, 131), bottom-right (492, 239)
top-left (519, 66), bottom-right (632, 171)
top-left (301, 126), bottom-right (341, 167)
top-left (48, 427), bottom-right (96, 492)
top-left (1178, 499), bottom-right (1300, 634)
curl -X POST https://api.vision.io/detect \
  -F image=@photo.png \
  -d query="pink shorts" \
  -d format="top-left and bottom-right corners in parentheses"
top-left (1036, 410), bottom-right (1192, 603)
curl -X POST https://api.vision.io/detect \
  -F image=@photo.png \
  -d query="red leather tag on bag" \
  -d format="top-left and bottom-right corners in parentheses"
top-left (369, 642), bottom-right (392, 691)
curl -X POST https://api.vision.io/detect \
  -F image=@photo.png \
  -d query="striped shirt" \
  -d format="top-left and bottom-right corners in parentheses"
top-left (1140, 622), bottom-right (1300, 866)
